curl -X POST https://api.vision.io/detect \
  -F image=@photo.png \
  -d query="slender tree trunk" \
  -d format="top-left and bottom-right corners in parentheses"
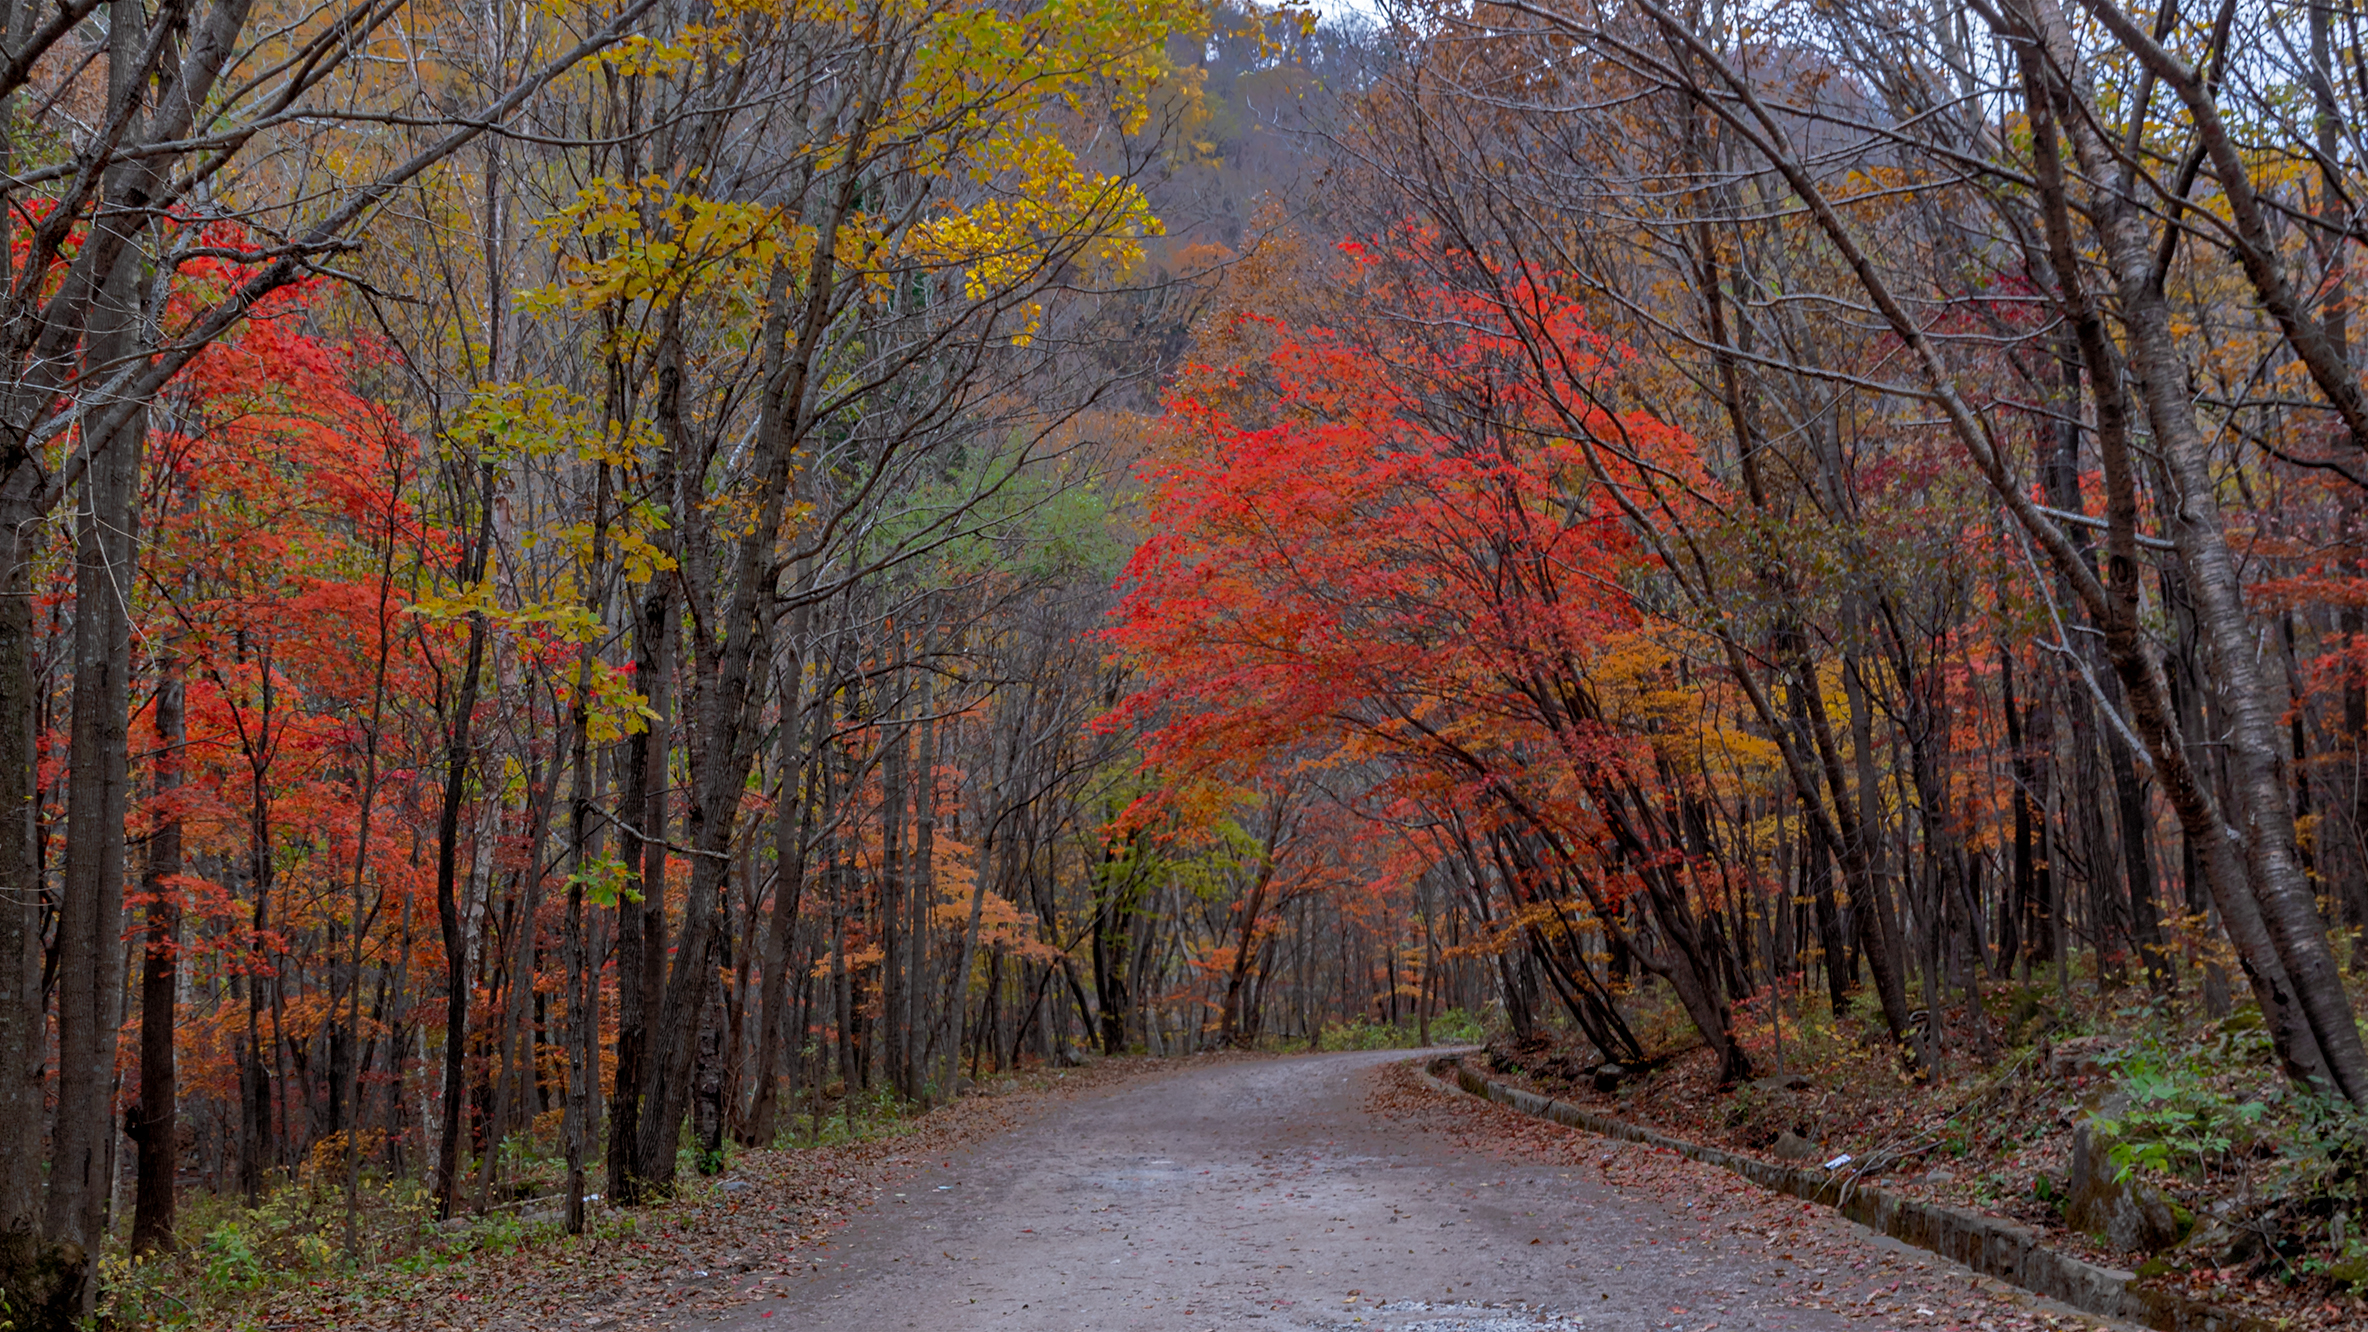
top-left (2000, 643), bottom-right (2034, 974)
top-left (0, 490), bottom-right (39, 1251)
top-left (744, 638), bottom-right (816, 1146)
top-left (339, 444), bottom-right (400, 1254)
top-left (911, 682), bottom-right (942, 1094)
top-left (432, 458), bottom-right (496, 1219)
top-left (236, 644), bottom-right (282, 1204)
top-left (691, 951), bottom-right (727, 1173)
top-left (479, 762), bottom-right (555, 1208)
top-left (561, 723), bottom-right (600, 1233)
top-left (130, 640), bottom-right (182, 1254)
top-left (2106, 686), bottom-right (2169, 991)
top-left (1220, 800), bottom-right (1286, 1047)
top-left (606, 569), bottom-right (673, 1201)
top-left (879, 677), bottom-right (908, 1096)
top-left (562, 454), bottom-right (611, 1232)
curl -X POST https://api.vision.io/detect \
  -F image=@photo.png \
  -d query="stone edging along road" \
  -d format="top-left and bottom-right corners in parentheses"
top-left (1420, 1055), bottom-right (2272, 1332)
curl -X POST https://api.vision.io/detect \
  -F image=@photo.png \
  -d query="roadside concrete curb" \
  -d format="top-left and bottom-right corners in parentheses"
top-left (1417, 1055), bottom-right (2272, 1332)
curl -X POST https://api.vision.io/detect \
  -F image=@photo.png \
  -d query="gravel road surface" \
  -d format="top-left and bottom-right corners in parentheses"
top-left (719, 1050), bottom-right (2098, 1332)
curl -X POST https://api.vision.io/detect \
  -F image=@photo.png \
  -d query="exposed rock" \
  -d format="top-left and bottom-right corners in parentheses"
top-left (2173, 1220), bottom-right (2236, 1265)
top-left (1924, 1168), bottom-right (1955, 1184)
top-left (1531, 1053), bottom-right (1587, 1085)
top-left (1772, 1130), bottom-right (1823, 1162)
top-left (2047, 1035), bottom-right (2117, 1081)
top-left (2169, 1216), bottom-right (2270, 1271)
top-left (1590, 1063), bottom-right (1627, 1093)
top-left (2064, 1117), bottom-right (2192, 1254)
top-left (2328, 1249), bottom-right (2368, 1289)
top-left (1753, 1072), bottom-right (1812, 1093)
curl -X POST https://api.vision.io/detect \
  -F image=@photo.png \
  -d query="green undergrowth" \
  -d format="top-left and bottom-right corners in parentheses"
top-left (91, 1080), bottom-right (948, 1330)
top-left (100, 1154), bottom-right (654, 1329)
top-left (1306, 1007), bottom-right (1489, 1051)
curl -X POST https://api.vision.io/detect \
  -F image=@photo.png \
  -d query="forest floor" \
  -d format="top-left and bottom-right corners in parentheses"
top-left (1475, 984), bottom-right (2368, 1331)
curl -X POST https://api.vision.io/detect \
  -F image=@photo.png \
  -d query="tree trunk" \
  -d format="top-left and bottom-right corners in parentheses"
top-left (561, 713), bottom-right (599, 1233)
top-left (131, 640), bottom-right (183, 1254)
top-left (432, 458), bottom-right (496, 1218)
top-left (632, 257), bottom-right (809, 1193)
top-left (48, 170), bottom-right (146, 1261)
top-left (606, 563), bottom-right (674, 1202)
top-left (0, 488), bottom-right (40, 1253)
top-left (743, 640), bottom-right (816, 1147)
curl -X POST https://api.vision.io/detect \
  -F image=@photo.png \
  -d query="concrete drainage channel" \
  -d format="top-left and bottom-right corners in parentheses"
top-left (1420, 1056), bottom-right (2272, 1332)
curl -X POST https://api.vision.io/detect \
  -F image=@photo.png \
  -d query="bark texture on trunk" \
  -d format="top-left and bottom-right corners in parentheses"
top-left (131, 647), bottom-right (183, 1253)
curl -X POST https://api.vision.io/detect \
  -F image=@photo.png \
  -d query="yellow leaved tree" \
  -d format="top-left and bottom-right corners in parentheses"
top-left (423, 0), bottom-right (1217, 1206)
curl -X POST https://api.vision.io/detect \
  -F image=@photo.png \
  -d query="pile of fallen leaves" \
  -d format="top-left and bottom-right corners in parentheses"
top-left (1364, 1058), bottom-right (2147, 1331)
top-left (145, 1058), bottom-right (1178, 1332)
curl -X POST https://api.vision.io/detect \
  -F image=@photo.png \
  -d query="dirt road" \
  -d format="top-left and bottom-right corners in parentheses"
top-left (718, 1050), bottom-right (2087, 1332)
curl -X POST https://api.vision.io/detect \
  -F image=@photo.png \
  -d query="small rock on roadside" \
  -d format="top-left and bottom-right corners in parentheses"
top-left (2047, 1034), bottom-right (2116, 1080)
top-left (2065, 1116), bottom-right (2190, 1253)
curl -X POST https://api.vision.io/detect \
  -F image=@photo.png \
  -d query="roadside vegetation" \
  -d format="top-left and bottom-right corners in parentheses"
top-left (1474, 965), bottom-right (2368, 1327)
